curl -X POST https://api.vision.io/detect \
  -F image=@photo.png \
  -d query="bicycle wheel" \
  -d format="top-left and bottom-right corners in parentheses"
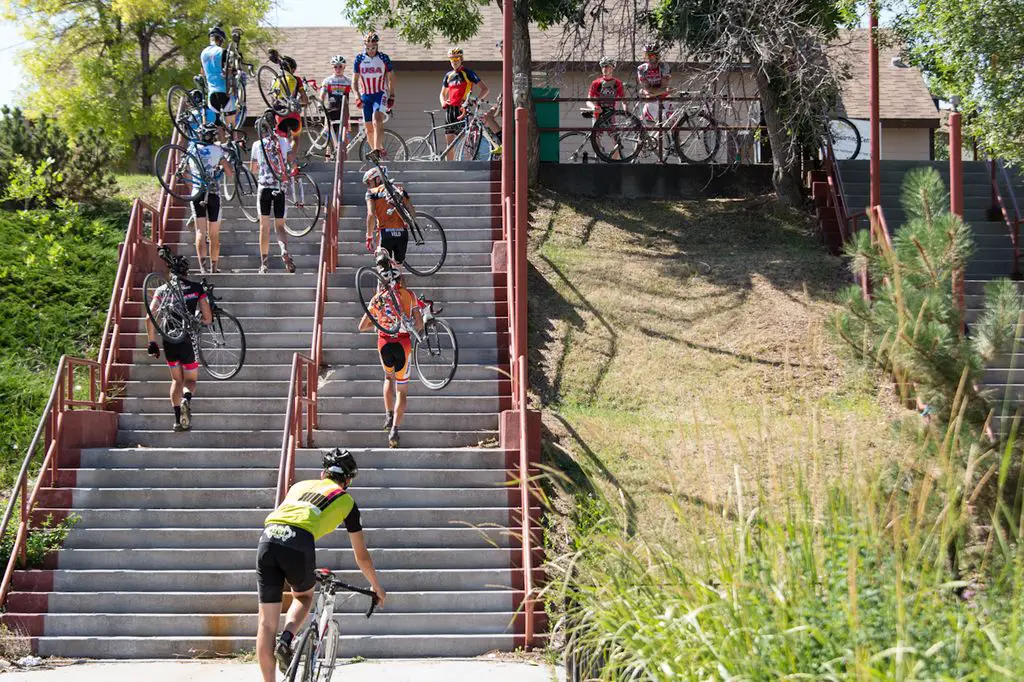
top-left (153, 143), bottom-right (206, 202)
top-left (403, 212), bottom-right (447, 277)
top-left (286, 626), bottom-right (317, 682)
top-left (303, 98), bottom-right (328, 148)
top-left (198, 309), bottom-right (246, 380)
top-left (827, 116), bottom-right (861, 160)
top-left (673, 112), bottom-right (720, 163)
top-left (257, 65), bottom-right (288, 113)
top-left (459, 122), bottom-right (482, 161)
top-left (234, 165), bottom-right (259, 223)
top-left (356, 267), bottom-right (402, 335)
top-left (313, 619), bottom-right (340, 682)
top-left (559, 132), bottom-right (591, 163)
top-left (142, 272), bottom-right (189, 343)
top-left (358, 129), bottom-right (409, 161)
top-left (284, 173), bottom-right (322, 237)
top-left (167, 85), bottom-right (201, 141)
top-left (414, 317), bottom-right (459, 390)
top-left (405, 136), bottom-right (436, 161)
top-left (590, 111), bottom-right (643, 163)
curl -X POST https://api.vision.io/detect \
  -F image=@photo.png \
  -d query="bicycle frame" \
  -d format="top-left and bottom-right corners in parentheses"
top-left (365, 157), bottom-right (426, 247)
top-left (414, 105), bottom-right (483, 160)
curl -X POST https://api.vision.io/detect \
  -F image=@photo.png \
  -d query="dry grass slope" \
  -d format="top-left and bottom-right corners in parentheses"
top-left (528, 190), bottom-right (915, 535)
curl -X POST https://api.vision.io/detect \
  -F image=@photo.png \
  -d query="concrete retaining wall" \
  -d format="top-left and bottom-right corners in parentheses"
top-left (538, 163), bottom-right (774, 199)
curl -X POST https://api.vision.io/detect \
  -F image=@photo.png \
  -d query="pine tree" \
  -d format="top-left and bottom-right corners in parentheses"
top-left (834, 167), bottom-right (1022, 429)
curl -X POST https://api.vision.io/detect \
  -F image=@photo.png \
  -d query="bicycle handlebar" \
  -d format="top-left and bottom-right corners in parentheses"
top-left (321, 575), bottom-right (380, 618)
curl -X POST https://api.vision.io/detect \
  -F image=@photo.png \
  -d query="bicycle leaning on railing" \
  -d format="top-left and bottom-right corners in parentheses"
top-left (282, 567), bottom-right (379, 682)
top-left (363, 151), bottom-right (447, 276)
top-left (143, 245), bottom-right (247, 380)
top-left (356, 250), bottom-right (459, 390)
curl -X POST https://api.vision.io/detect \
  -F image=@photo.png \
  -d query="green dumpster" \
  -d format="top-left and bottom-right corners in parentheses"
top-left (533, 87), bottom-right (560, 162)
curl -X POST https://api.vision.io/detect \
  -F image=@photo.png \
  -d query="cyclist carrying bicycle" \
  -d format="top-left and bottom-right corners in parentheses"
top-left (144, 248), bottom-right (213, 432)
top-left (200, 26), bottom-right (241, 132)
top-left (353, 32), bottom-right (395, 157)
top-left (363, 165), bottom-right (416, 262)
top-left (357, 249), bottom-right (423, 448)
top-left (439, 47), bottom-right (489, 160)
top-left (257, 448), bottom-right (386, 681)
top-left (320, 55), bottom-right (353, 152)
top-left (250, 114), bottom-right (298, 273)
top-left (636, 43), bottom-right (673, 123)
top-left (270, 53), bottom-right (309, 136)
top-left (188, 125), bottom-right (233, 274)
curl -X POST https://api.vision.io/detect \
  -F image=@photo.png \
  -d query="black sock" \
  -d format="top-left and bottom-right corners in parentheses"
top-left (279, 629), bottom-right (294, 646)
top-left (173, 405), bottom-right (181, 422)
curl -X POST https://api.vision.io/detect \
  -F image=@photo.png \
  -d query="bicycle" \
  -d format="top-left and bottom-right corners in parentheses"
top-left (254, 112), bottom-right (323, 237)
top-left (356, 253), bottom-right (459, 390)
top-left (142, 246), bottom-right (247, 380)
top-left (301, 95), bottom-right (409, 165)
top-left (405, 99), bottom-right (497, 162)
top-left (282, 568), bottom-right (379, 682)
top-left (363, 151), bottom-right (447, 276)
top-left (222, 27), bottom-right (254, 126)
top-left (558, 106), bottom-right (636, 163)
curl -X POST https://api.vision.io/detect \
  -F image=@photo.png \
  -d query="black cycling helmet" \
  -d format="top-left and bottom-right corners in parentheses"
top-left (644, 42), bottom-right (659, 55)
top-left (188, 88), bottom-right (205, 107)
top-left (158, 245), bottom-right (190, 277)
top-left (599, 56), bottom-right (616, 67)
top-left (198, 125), bottom-right (217, 144)
top-left (323, 448), bottom-right (358, 483)
top-left (209, 26), bottom-right (226, 41)
top-left (282, 56), bottom-right (297, 73)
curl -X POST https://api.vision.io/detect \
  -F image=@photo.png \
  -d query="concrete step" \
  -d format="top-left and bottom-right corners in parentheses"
top-left (122, 300), bottom-right (501, 320)
top-left (311, 429), bottom-right (498, 448)
top-left (65, 526), bottom-right (511, 550)
top-left (116, 429), bottom-right (498, 449)
top-left (69, 465), bottom-right (506, 489)
top-left (842, 181), bottom-right (995, 199)
top-left (41, 506), bottom-right (527, 529)
top-left (27, 633), bottom-right (514, 659)
top-left (119, 362), bottom-right (502, 384)
top-left (9, 590), bottom-right (514, 614)
top-left (317, 379), bottom-right (503, 398)
top-left (54, 547), bottom-right (512, 570)
top-left (80, 447), bottom-right (509, 469)
top-left (118, 413), bottom-right (497, 434)
top-left (118, 396), bottom-right (503, 417)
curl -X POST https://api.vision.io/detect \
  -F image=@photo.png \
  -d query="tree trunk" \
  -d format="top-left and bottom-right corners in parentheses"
top-left (136, 30), bottom-right (154, 173)
top-left (513, 0), bottom-right (540, 186)
top-left (753, 67), bottom-right (803, 207)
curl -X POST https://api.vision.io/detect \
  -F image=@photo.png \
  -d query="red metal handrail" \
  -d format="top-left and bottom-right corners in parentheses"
top-left (0, 356), bottom-right (103, 606)
top-left (277, 110), bottom-right (346, 504)
top-left (988, 160), bottom-right (1023, 279)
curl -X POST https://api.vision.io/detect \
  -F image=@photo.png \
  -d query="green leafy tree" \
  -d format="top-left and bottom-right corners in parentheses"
top-left (4, 0), bottom-right (272, 171)
top-left (892, 0), bottom-right (1024, 163)
top-left (345, 0), bottom-right (582, 183)
top-left (834, 167), bottom-right (1022, 428)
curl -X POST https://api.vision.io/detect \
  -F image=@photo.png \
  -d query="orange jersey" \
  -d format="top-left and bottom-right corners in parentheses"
top-left (366, 184), bottom-right (409, 232)
top-left (370, 286), bottom-right (417, 339)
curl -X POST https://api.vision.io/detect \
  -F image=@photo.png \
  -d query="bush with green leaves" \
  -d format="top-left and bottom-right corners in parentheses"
top-left (834, 167), bottom-right (1022, 428)
top-left (0, 107), bottom-right (117, 207)
top-left (0, 513), bottom-right (80, 569)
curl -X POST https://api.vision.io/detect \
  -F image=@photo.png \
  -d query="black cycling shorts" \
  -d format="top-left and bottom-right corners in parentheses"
top-left (191, 191), bottom-right (221, 221)
top-left (259, 187), bottom-right (287, 219)
top-left (209, 91), bottom-right (230, 112)
top-left (163, 337), bottom-right (197, 368)
top-left (379, 340), bottom-right (408, 372)
top-left (256, 525), bottom-right (316, 603)
top-left (444, 105), bottom-right (464, 134)
top-left (380, 229), bottom-right (409, 264)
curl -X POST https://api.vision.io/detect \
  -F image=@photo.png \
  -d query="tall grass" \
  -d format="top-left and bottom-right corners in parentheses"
top-left (548, 400), bottom-right (1024, 680)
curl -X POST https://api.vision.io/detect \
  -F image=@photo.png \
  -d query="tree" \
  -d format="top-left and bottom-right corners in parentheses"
top-left (834, 167), bottom-right (1022, 429)
top-left (4, 0), bottom-right (272, 171)
top-left (640, 0), bottom-right (857, 206)
top-left (345, 0), bottom-right (581, 183)
top-left (892, 0), bottom-right (1024, 164)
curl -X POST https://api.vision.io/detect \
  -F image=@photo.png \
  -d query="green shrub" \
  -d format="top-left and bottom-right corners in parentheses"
top-left (0, 107), bottom-right (117, 207)
top-left (0, 513), bottom-right (80, 569)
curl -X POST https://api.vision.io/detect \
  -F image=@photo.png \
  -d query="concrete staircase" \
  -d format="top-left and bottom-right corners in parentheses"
top-left (5, 159), bottom-right (526, 657)
top-left (838, 160), bottom-right (1024, 431)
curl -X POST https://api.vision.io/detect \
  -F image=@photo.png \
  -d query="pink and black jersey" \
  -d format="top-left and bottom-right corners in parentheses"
top-left (637, 61), bottom-right (670, 89)
top-left (354, 52), bottom-right (393, 94)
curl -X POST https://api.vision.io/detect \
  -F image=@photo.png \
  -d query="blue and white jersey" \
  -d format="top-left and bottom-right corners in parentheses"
top-left (187, 141), bottom-right (226, 185)
top-left (353, 52), bottom-right (393, 95)
top-left (201, 45), bottom-right (227, 94)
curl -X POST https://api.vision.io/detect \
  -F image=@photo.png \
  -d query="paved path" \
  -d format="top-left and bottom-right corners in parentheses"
top-left (2, 659), bottom-right (560, 681)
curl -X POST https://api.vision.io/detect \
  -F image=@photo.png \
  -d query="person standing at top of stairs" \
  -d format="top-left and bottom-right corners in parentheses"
top-left (256, 449), bottom-right (386, 682)
top-left (144, 251), bottom-right (213, 432)
top-left (250, 116), bottom-right (298, 274)
top-left (357, 251), bottom-right (424, 448)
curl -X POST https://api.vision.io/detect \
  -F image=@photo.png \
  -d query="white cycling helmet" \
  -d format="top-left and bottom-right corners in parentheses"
top-left (331, 55), bottom-right (346, 66)
top-left (362, 166), bottom-right (386, 185)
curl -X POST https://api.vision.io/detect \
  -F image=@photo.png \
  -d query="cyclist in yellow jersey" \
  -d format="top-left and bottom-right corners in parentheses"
top-left (255, 449), bottom-right (385, 681)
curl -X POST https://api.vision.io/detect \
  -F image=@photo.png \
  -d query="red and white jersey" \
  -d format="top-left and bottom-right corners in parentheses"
top-left (354, 51), bottom-right (393, 94)
top-left (637, 61), bottom-right (670, 89)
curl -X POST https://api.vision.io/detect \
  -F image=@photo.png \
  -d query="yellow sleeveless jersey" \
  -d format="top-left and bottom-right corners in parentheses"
top-left (264, 478), bottom-right (357, 541)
